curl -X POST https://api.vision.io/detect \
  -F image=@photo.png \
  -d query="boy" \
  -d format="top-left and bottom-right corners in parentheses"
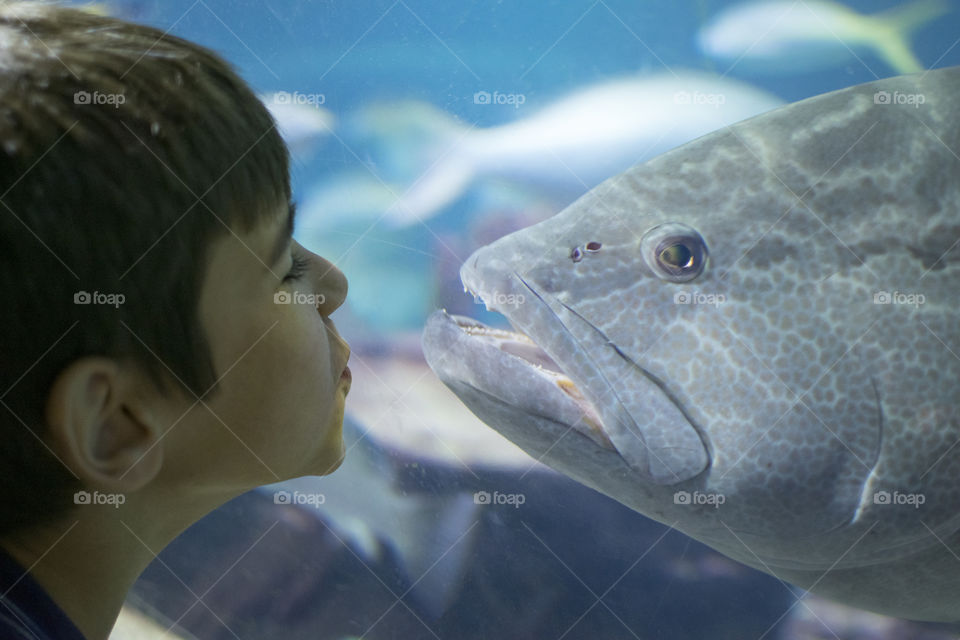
top-left (0, 3), bottom-right (351, 639)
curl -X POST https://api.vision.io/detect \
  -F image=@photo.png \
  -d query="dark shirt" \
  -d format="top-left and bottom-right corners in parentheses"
top-left (0, 546), bottom-right (85, 640)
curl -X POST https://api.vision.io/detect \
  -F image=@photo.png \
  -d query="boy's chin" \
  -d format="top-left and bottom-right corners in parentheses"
top-left (320, 430), bottom-right (345, 473)
top-left (311, 420), bottom-right (346, 476)
top-left (320, 448), bottom-right (345, 475)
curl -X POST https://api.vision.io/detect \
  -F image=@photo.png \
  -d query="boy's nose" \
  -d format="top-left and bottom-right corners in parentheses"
top-left (313, 256), bottom-right (347, 316)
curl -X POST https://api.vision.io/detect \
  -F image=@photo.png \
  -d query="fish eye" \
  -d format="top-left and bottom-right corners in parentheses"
top-left (640, 222), bottom-right (708, 282)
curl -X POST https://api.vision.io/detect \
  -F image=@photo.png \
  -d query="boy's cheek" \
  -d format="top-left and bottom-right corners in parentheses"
top-left (283, 300), bottom-right (332, 366)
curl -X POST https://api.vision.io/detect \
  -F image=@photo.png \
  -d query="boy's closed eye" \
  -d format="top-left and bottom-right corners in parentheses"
top-left (283, 253), bottom-right (310, 283)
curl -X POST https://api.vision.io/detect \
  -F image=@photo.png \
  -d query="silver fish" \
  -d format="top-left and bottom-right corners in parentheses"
top-left (698, 0), bottom-right (949, 75)
top-left (350, 71), bottom-right (783, 225)
top-left (422, 67), bottom-right (960, 622)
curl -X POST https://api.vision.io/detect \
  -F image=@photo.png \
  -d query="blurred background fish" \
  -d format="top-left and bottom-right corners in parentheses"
top-left (699, 0), bottom-right (950, 75)
top-left (260, 91), bottom-right (336, 162)
top-left (349, 71), bottom-right (784, 226)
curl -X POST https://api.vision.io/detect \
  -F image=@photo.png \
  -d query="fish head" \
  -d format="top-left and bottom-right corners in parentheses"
top-left (455, 214), bottom-right (717, 488)
top-left (424, 67), bottom-right (960, 579)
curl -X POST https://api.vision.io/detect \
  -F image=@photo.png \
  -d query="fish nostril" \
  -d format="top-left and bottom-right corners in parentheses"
top-left (586, 241), bottom-right (602, 252)
top-left (570, 247), bottom-right (583, 262)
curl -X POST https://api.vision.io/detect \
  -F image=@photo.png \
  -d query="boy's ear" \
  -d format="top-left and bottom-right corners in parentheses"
top-left (44, 357), bottom-right (163, 493)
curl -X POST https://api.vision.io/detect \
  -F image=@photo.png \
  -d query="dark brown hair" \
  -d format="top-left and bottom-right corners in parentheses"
top-left (0, 2), bottom-right (290, 534)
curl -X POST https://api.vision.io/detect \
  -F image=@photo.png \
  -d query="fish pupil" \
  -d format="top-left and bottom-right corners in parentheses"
top-left (659, 243), bottom-right (695, 271)
top-left (640, 223), bottom-right (707, 282)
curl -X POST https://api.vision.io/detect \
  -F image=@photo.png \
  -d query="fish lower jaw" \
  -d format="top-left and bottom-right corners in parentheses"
top-left (448, 313), bottom-right (612, 450)
top-left (553, 375), bottom-right (611, 448)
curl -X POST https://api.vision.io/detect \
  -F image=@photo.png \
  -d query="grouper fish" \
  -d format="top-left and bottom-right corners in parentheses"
top-left (421, 67), bottom-right (960, 622)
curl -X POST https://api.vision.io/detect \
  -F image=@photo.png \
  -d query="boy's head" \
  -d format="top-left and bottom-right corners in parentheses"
top-left (0, 3), bottom-right (350, 538)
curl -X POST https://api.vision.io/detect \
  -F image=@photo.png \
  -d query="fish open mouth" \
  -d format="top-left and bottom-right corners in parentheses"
top-left (424, 311), bottom-right (615, 451)
top-left (424, 252), bottom-right (709, 485)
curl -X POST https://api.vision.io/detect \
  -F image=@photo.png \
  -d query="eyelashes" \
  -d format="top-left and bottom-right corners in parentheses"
top-left (283, 253), bottom-right (310, 283)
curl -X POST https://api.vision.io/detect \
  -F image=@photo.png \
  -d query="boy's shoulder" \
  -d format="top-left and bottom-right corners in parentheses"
top-left (0, 546), bottom-right (86, 640)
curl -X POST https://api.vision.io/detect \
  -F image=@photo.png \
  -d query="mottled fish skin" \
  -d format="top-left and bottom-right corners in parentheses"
top-left (422, 67), bottom-right (960, 622)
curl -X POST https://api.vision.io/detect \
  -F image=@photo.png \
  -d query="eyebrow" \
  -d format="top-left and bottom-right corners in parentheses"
top-left (267, 201), bottom-right (297, 268)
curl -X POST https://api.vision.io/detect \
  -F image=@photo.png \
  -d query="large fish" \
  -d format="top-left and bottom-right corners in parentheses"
top-left (422, 67), bottom-right (960, 622)
top-left (699, 0), bottom-right (949, 75)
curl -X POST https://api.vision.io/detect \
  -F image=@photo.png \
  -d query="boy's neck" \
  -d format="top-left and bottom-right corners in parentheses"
top-left (1, 492), bottom-right (232, 640)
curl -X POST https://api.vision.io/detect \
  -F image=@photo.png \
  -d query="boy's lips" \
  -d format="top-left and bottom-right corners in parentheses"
top-left (338, 362), bottom-right (351, 396)
top-left (325, 318), bottom-right (351, 386)
top-left (335, 350), bottom-right (351, 389)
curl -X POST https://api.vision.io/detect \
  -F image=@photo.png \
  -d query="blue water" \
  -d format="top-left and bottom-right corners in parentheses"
top-left (109, 2), bottom-right (960, 638)
top-left (111, 0), bottom-right (960, 336)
